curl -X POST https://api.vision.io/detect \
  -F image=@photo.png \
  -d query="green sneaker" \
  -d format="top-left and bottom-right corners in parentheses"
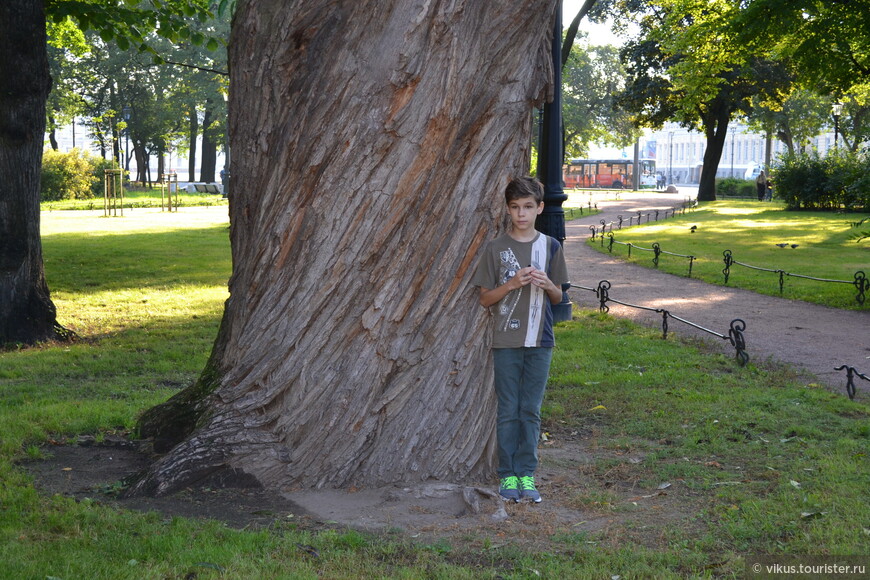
top-left (519, 475), bottom-right (542, 503)
top-left (499, 476), bottom-right (520, 502)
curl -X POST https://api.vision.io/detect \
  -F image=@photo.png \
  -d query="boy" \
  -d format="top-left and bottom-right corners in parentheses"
top-left (471, 176), bottom-right (569, 503)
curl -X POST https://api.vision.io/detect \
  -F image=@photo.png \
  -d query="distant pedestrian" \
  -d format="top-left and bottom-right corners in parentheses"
top-left (756, 170), bottom-right (767, 201)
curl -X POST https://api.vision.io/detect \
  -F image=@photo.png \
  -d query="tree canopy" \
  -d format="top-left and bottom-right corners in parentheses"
top-left (44, 0), bottom-right (221, 52)
top-left (737, 0), bottom-right (870, 95)
top-left (612, 0), bottom-right (789, 199)
top-left (579, 0), bottom-right (870, 196)
top-left (735, 0), bottom-right (870, 154)
top-left (747, 89), bottom-right (831, 155)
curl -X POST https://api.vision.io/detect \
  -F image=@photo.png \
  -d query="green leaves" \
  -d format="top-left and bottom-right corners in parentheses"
top-left (46, 0), bottom-right (219, 55)
top-left (562, 41), bottom-right (640, 156)
top-left (737, 0), bottom-right (870, 94)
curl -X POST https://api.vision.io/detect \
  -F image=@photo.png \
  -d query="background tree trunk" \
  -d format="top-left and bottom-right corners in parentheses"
top-left (698, 102), bottom-right (731, 201)
top-left (199, 104), bottom-right (217, 182)
top-left (47, 114), bottom-right (59, 150)
top-left (157, 147), bottom-right (165, 181)
top-left (188, 108), bottom-right (198, 180)
top-left (0, 0), bottom-right (65, 345)
top-left (776, 128), bottom-right (795, 155)
top-left (130, 0), bottom-right (556, 496)
top-left (133, 142), bottom-right (148, 184)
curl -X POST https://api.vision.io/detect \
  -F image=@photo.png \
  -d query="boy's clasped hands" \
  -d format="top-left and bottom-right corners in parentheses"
top-left (513, 266), bottom-right (555, 292)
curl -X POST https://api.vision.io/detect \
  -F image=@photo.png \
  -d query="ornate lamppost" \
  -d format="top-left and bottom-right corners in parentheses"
top-left (535, 0), bottom-right (572, 321)
top-left (832, 102), bottom-right (843, 149)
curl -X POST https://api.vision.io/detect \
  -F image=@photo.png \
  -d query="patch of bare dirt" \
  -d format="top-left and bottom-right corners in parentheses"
top-left (20, 432), bottom-right (708, 551)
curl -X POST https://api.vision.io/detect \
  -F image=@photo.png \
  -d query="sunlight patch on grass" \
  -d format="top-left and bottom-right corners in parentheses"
top-left (707, 206), bottom-right (762, 216)
top-left (52, 284), bottom-right (228, 337)
top-left (42, 206), bottom-right (229, 237)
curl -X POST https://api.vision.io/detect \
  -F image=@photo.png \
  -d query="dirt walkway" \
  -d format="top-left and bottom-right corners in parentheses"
top-left (562, 189), bottom-right (870, 395)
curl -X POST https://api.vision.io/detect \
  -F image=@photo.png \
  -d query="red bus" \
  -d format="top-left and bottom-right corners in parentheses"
top-left (563, 158), bottom-right (657, 189)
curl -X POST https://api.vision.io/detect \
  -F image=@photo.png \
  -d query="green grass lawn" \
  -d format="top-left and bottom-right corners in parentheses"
top-left (563, 189), bottom-right (602, 221)
top-left (591, 201), bottom-right (870, 310)
top-left (0, 206), bottom-right (868, 578)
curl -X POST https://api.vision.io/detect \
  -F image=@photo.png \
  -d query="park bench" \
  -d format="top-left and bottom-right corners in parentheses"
top-left (185, 183), bottom-right (223, 194)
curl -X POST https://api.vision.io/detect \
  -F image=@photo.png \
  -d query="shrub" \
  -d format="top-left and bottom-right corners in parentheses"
top-left (839, 151), bottom-right (870, 211)
top-left (40, 149), bottom-right (122, 202)
top-left (89, 156), bottom-right (120, 198)
top-left (715, 177), bottom-right (755, 198)
top-left (772, 149), bottom-right (869, 211)
top-left (41, 149), bottom-right (95, 201)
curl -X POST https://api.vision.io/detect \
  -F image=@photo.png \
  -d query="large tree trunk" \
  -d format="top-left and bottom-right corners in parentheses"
top-left (129, 0), bottom-right (556, 496)
top-left (0, 0), bottom-right (67, 345)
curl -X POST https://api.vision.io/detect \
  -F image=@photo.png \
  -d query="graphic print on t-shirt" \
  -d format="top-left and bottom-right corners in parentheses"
top-left (498, 248), bottom-right (522, 332)
top-left (527, 244), bottom-right (544, 344)
top-left (524, 237), bottom-right (547, 347)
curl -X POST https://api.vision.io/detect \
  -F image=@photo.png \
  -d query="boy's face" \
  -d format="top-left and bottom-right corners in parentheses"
top-left (507, 195), bottom-right (544, 233)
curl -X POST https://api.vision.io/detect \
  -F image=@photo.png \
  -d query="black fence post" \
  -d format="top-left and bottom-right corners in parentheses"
top-left (723, 250), bottom-right (733, 284)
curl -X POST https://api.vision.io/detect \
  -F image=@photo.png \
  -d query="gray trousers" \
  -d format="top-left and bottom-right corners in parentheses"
top-left (492, 347), bottom-right (552, 478)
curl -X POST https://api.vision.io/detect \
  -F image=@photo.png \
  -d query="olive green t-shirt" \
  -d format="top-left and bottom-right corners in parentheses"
top-left (472, 232), bottom-right (569, 348)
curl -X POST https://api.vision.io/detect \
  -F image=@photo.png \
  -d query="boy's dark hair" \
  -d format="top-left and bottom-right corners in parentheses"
top-left (505, 176), bottom-right (544, 204)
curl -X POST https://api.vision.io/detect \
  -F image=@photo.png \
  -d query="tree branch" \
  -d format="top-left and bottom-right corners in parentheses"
top-left (158, 58), bottom-right (228, 76)
top-left (847, 49), bottom-right (870, 78)
top-left (561, 0), bottom-right (598, 67)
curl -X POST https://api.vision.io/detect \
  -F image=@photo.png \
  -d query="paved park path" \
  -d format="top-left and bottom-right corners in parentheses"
top-left (559, 189), bottom-right (870, 395)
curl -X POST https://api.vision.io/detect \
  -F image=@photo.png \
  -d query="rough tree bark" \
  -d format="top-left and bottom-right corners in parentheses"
top-left (129, 0), bottom-right (556, 496)
top-left (0, 1), bottom-right (67, 345)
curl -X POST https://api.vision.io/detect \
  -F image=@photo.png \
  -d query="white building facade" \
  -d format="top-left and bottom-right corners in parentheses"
top-left (644, 122), bottom-right (838, 185)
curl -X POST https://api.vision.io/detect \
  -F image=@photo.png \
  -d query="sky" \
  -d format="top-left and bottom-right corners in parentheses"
top-left (562, 1), bottom-right (623, 46)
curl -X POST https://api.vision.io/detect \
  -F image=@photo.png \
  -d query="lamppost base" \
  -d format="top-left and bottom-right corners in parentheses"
top-left (552, 288), bottom-right (573, 323)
